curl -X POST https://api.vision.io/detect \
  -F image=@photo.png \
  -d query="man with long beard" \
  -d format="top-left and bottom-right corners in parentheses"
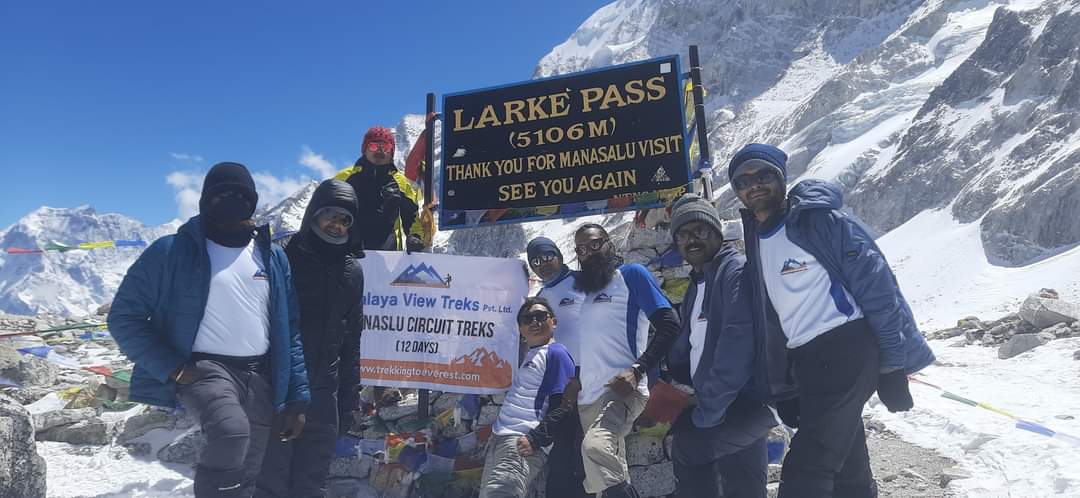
top-left (569, 223), bottom-right (680, 498)
top-left (109, 162), bottom-right (309, 497)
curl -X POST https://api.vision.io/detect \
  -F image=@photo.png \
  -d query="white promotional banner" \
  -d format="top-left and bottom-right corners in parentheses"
top-left (358, 251), bottom-right (528, 394)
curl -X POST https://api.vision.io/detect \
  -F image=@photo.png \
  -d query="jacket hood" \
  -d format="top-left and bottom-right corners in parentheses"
top-left (300, 179), bottom-right (359, 232)
top-left (788, 179), bottom-right (844, 216)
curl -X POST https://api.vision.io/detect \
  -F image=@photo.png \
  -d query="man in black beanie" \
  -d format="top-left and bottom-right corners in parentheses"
top-left (665, 193), bottom-right (776, 498)
top-left (109, 162), bottom-right (310, 497)
top-left (255, 179), bottom-right (364, 498)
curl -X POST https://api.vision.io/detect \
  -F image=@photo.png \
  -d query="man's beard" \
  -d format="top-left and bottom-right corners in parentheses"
top-left (575, 253), bottom-right (621, 293)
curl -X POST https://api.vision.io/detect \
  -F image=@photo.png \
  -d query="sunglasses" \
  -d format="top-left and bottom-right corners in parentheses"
top-left (574, 237), bottom-right (609, 256)
top-left (732, 170), bottom-right (780, 191)
top-left (367, 142), bottom-right (393, 154)
top-left (674, 225), bottom-right (716, 244)
top-left (529, 252), bottom-right (558, 267)
top-left (316, 210), bottom-right (354, 228)
top-left (519, 310), bottom-right (551, 325)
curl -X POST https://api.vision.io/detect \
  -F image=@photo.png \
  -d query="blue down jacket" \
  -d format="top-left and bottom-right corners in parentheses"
top-left (741, 179), bottom-right (935, 386)
top-left (107, 216), bottom-right (310, 412)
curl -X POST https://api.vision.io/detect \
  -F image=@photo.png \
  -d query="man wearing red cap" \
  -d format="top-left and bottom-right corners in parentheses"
top-left (333, 126), bottom-right (427, 252)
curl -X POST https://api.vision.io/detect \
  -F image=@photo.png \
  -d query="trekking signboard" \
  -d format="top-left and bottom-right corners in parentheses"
top-left (358, 251), bottom-right (528, 394)
top-left (439, 55), bottom-right (691, 229)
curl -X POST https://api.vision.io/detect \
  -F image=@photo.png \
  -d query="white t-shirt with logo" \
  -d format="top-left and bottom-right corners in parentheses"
top-left (537, 270), bottom-right (586, 365)
top-left (577, 264), bottom-right (671, 405)
top-left (494, 342), bottom-right (575, 439)
top-left (758, 224), bottom-right (863, 349)
top-left (192, 239), bottom-right (271, 356)
top-left (688, 275), bottom-right (709, 379)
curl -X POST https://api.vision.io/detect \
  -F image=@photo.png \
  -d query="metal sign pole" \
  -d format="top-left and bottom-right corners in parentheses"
top-left (688, 45), bottom-right (713, 200)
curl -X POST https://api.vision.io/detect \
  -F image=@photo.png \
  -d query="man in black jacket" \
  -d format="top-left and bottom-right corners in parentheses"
top-left (665, 193), bottom-right (776, 498)
top-left (254, 179), bottom-right (364, 498)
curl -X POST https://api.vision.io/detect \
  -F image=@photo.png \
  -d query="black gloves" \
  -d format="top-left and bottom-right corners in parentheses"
top-left (877, 370), bottom-right (914, 412)
top-left (775, 397), bottom-right (800, 428)
top-left (379, 182), bottom-right (403, 210)
top-left (405, 234), bottom-right (425, 254)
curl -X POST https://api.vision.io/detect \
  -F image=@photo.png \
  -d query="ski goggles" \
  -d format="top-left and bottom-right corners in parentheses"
top-left (314, 206), bottom-right (354, 228)
top-left (366, 141), bottom-right (393, 154)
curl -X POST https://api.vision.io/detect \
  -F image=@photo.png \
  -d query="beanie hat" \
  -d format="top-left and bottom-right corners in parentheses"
top-left (199, 162), bottom-right (258, 215)
top-left (526, 237), bottom-right (562, 262)
top-left (728, 144), bottom-right (788, 183)
top-left (362, 126), bottom-right (396, 153)
top-left (670, 193), bottom-right (723, 242)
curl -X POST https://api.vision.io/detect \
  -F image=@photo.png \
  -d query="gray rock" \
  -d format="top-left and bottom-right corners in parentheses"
top-left (1074, 350), bottom-right (1080, 361)
top-left (0, 345), bottom-right (57, 387)
top-left (377, 399), bottom-right (419, 422)
top-left (123, 442), bottom-right (152, 456)
top-left (956, 316), bottom-right (985, 329)
top-left (1043, 322), bottom-right (1076, 339)
top-left (325, 478), bottom-right (378, 498)
top-left (998, 334), bottom-right (1047, 359)
top-left (626, 432), bottom-right (665, 466)
top-left (157, 428), bottom-right (206, 464)
top-left (0, 386), bottom-right (53, 405)
top-left (928, 327), bottom-right (966, 340)
top-left (37, 417), bottom-right (116, 445)
top-left (0, 394), bottom-right (47, 498)
top-left (628, 461), bottom-right (675, 498)
top-left (768, 463), bottom-right (782, 483)
top-left (116, 409), bottom-right (179, 444)
top-left (32, 407), bottom-right (97, 432)
top-left (1020, 294), bottom-right (1080, 329)
top-left (328, 455), bottom-right (377, 480)
top-left (477, 404), bottom-right (500, 427)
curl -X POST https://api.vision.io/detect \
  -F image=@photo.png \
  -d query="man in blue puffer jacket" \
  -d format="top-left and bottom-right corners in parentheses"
top-left (729, 144), bottom-right (934, 498)
top-left (108, 162), bottom-right (310, 498)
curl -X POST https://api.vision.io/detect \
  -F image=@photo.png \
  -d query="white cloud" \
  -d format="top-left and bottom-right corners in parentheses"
top-left (170, 152), bottom-right (205, 163)
top-left (299, 145), bottom-right (339, 179)
top-left (165, 145), bottom-right (338, 221)
top-left (165, 170), bottom-right (203, 221)
top-left (251, 172), bottom-right (311, 205)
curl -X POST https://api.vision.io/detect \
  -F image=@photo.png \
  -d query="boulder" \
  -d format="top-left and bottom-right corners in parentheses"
top-left (157, 428), bottom-right (206, 464)
top-left (1019, 294), bottom-right (1080, 329)
top-left (626, 432), bottom-right (666, 466)
top-left (0, 394), bottom-right (47, 498)
top-left (37, 417), bottom-right (116, 445)
top-left (0, 345), bottom-right (57, 387)
top-left (31, 407), bottom-right (97, 432)
top-left (1073, 350), bottom-right (1080, 361)
top-left (116, 409), bottom-right (179, 445)
top-left (329, 454), bottom-right (378, 480)
top-left (1043, 322), bottom-right (1077, 339)
top-left (377, 398), bottom-right (419, 422)
top-left (998, 334), bottom-right (1047, 359)
top-left (629, 461), bottom-right (675, 497)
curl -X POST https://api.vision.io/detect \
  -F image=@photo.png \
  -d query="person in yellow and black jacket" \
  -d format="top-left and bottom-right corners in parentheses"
top-left (333, 126), bottom-right (426, 253)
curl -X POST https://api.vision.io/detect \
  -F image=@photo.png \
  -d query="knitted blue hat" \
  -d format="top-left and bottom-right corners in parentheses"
top-left (727, 144), bottom-right (788, 183)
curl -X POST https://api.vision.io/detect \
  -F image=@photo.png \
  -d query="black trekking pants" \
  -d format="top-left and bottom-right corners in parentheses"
top-left (778, 319), bottom-right (879, 498)
top-left (254, 370), bottom-right (339, 498)
top-left (176, 357), bottom-right (274, 498)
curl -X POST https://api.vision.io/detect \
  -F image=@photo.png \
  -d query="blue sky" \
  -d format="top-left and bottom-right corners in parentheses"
top-left (0, 1), bottom-right (608, 228)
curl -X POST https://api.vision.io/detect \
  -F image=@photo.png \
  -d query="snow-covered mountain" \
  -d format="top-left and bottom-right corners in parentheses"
top-left (0, 207), bottom-right (178, 317)
top-left (538, 0), bottom-right (1080, 267)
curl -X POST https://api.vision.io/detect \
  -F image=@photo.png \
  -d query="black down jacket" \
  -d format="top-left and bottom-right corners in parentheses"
top-left (285, 179), bottom-right (365, 414)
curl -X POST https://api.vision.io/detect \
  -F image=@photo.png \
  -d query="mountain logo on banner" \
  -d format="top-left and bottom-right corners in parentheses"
top-left (392, 262), bottom-right (451, 288)
top-left (652, 166), bottom-right (670, 183)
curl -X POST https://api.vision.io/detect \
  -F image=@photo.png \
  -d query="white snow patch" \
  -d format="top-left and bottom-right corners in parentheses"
top-left (868, 338), bottom-right (1080, 497)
